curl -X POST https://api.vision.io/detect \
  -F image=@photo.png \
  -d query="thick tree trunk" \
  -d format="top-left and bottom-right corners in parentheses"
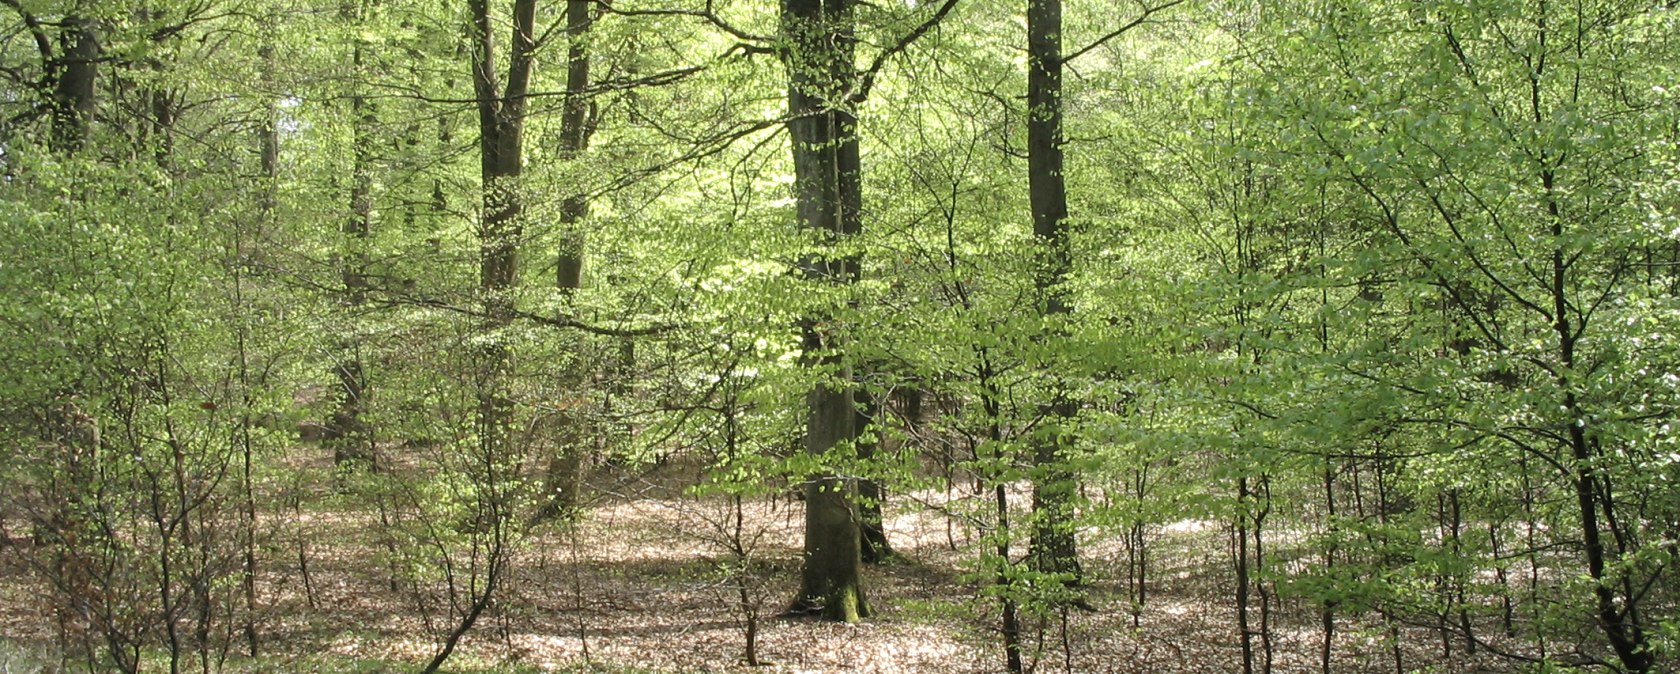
top-left (49, 17), bottom-right (98, 154)
top-left (787, 380), bottom-right (868, 621)
top-left (788, 275), bottom-right (866, 620)
top-left (782, 0), bottom-right (868, 622)
top-left (471, 0), bottom-right (534, 461)
top-left (1025, 0), bottom-right (1081, 587)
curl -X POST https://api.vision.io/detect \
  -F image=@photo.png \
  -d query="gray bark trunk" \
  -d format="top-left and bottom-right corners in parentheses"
top-left (49, 17), bottom-right (98, 153)
top-left (540, 0), bottom-right (595, 520)
top-left (329, 3), bottom-right (376, 472)
top-left (1025, 0), bottom-right (1081, 587)
top-left (782, 0), bottom-right (868, 622)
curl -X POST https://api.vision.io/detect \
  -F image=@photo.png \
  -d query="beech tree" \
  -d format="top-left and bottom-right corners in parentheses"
top-left (0, 0), bottom-right (1674, 671)
top-left (780, 0), bottom-right (869, 622)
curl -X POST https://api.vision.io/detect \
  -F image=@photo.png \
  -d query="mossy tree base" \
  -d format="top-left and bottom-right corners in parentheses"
top-left (783, 584), bottom-right (870, 623)
top-left (786, 467), bottom-right (870, 622)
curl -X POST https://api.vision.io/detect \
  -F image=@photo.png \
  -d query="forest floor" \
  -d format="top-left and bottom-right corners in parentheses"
top-left (0, 453), bottom-right (1527, 674)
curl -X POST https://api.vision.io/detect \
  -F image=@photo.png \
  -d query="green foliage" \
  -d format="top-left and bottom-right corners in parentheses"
top-left (0, 0), bottom-right (1676, 669)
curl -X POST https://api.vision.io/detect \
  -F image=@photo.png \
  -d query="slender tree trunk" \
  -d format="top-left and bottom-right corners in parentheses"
top-left (1517, 452), bottom-right (1543, 657)
top-left (1544, 154), bottom-right (1652, 672)
top-left (1375, 461), bottom-right (1403, 674)
top-left (984, 378), bottom-right (1022, 674)
top-left (1488, 521), bottom-right (1514, 637)
top-left (968, 354), bottom-right (1021, 672)
top-left (1447, 489), bottom-right (1474, 654)
top-left (997, 481), bottom-right (1022, 674)
top-left (328, 0), bottom-right (375, 472)
top-left (1236, 476), bottom-right (1253, 674)
top-left (1136, 468), bottom-right (1147, 611)
top-left (540, 0), bottom-right (595, 520)
top-left (1319, 464), bottom-right (1336, 674)
top-left (1254, 474), bottom-right (1273, 674)
top-left (1316, 237), bottom-right (1336, 674)
top-left (236, 44), bottom-right (281, 656)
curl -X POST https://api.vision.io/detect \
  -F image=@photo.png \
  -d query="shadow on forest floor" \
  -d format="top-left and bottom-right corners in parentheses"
top-left (0, 452), bottom-right (1540, 673)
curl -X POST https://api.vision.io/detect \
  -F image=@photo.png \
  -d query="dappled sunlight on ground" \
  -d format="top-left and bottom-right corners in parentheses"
top-left (0, 457), bottom-right (1535, 672)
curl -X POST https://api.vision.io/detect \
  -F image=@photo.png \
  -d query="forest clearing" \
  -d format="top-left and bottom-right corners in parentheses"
top-left (0, 0), bottom-right (1676, 671)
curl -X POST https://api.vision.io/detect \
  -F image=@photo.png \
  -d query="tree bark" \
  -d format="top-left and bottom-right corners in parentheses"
top-left (540, 0), bottom-right (595, 520)
top-left (470, 0), bottom-right (536, 458)
top-left (1236, 476), bottom-right (1254, 674)
top-left (326, 0), bottom-right (376, 473)
top-left (415, 1), bottom-right (537, 671)
top-left (855, 390), bottom-right (891, 563)
top-left (49, 17), bottom-right (98, 154)
top-left (1025, 0), bottom-right (1081, 587)
top-left (782, 0), bottom-right (868, 622)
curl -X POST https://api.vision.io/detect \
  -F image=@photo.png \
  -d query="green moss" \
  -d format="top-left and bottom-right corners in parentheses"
top-left (827, 584), bottom-right (871, 622)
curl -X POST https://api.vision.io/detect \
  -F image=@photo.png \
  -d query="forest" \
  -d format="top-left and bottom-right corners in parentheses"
top-left (0, 0), bottom-right (1676, 671)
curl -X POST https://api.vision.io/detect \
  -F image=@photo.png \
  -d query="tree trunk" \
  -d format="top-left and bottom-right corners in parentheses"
top-left (327, 1), bottom-right (376, 473)
top-left (782, 0), bottom-right (868, 622)
top-left (787, 340), bottom-right (867, 620)
top-left (417, 1), bottom-right (537, 671)
top-left (1025, 0), bottom-right (1081, 588)
top-left (236, 46), bottom-right (281, 655)
top-left (1541, 152), bottom-right (1653, 672)
top-left (1319, 463), bottom-right (1336, 674)
top-left (856, 390), bottom-right (891, 563)
top-left (539, 0), bottom-right (594, 520)
top-left (1236, 476), bottom-right (1254, 674)
top-left (49, 17), bottom-right (98, 154)
top-left (471, 0), bottom-right (535, 459)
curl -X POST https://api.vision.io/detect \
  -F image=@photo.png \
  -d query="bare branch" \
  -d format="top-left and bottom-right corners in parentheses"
top-left (850, 0), bottom-right (961, 104)
top-left (361, 64), bottom-right (708, 105)
top-left (1, 0), bottom-right (54, 64)
top-left (377, 293), bottom-right (676, 337)
top-left (1062, 0), bottom-right (1185, 65)
top-left (593, 0), bottom-right (771, 44)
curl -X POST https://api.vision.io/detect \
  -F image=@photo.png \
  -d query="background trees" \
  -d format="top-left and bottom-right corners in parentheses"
top-left (0, 0), bottom-right (1676, 672)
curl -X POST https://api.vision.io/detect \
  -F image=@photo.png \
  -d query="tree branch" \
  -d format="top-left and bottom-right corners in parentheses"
top-left (849, 0), bottom-right (961, 104)
top-left (379, 293), bottom-right (676, 337)
top-left (1, 0), bottom-right (55, 64)
top-left (1062, 0), bottom-right (1185, 65)
top-left (592, 0), bottom-right (770, 44)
